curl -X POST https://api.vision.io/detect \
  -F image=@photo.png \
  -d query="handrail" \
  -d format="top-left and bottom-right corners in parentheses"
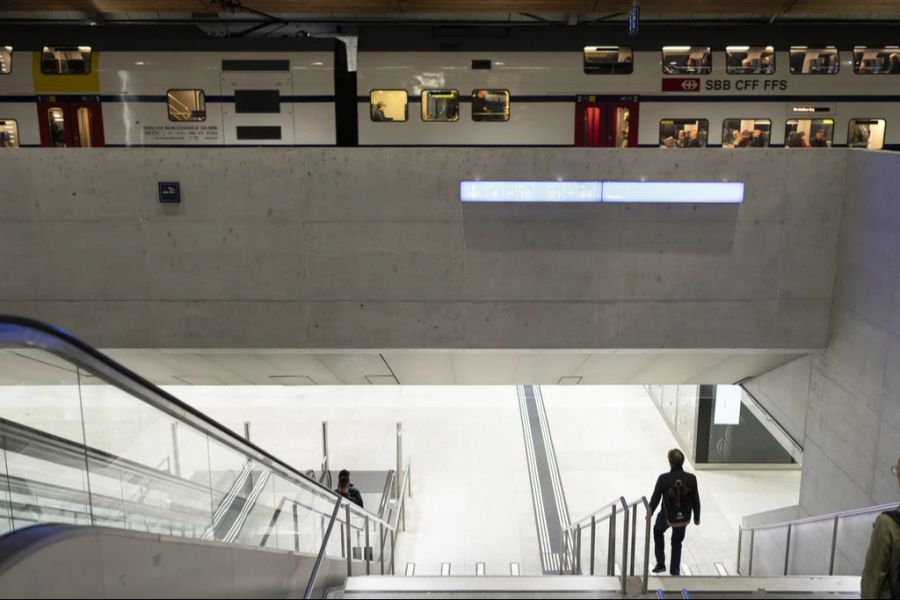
top-left (562, 495), bottom-right (652, 595)
top-left (0, 315), bottom-right (392, 531)
top-left (741, 501), bottom-right (898, 532)
top-left (378, 469), bottom-right (396, 520)
top-left (738, 500), bottom-right (900, 577)
top-left (567, 495), bottom-right (640, 531)
top-left (303, 497), bottom-right (344, 600)
top-left (390, 461), bottom-right (411, 531)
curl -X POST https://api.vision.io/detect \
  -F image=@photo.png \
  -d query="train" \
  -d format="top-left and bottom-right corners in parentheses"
top-left (1, 23), bottom-right (899, 149)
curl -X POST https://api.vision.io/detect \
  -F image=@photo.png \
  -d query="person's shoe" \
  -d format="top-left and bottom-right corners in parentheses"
top-left (652, 564), bottom-right (666, 574)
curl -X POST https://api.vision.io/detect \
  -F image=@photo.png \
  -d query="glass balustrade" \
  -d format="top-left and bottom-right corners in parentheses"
top-left (0, 317), bottom-right (399, 577)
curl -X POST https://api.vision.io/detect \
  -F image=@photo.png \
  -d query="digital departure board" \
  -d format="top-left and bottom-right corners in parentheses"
top-left (459, 181), bottom-right (744, 204)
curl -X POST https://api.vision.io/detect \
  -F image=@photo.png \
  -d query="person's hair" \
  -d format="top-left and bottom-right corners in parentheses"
top-left (668, 449), bottom-right (685, 468)
top-left (338, 469), bottom-right (350, 485)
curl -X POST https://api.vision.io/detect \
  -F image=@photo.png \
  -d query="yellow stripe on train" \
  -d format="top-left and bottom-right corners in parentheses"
top-left (32, 51), bottom-right (100, 93)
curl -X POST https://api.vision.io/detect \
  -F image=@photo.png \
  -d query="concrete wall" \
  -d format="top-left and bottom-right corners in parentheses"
top-left (0, 148), bottom-right (843, 350)
top-left (745, 150), bottom-right (900, 518)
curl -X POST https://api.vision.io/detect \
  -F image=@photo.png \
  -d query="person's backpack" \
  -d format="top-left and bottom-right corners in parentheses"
top-left (664, 475), bottom-right (694, 527)
top-left (883, 510), bottom-right (900, 599)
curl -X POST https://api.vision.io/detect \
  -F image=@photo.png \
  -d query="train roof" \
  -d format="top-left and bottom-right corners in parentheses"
top-left (0, 24), bottom-right (341, 52)
top-left (357, 22), bottom-right (900, 52)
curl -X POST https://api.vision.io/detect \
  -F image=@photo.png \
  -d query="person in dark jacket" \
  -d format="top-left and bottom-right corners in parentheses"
top-left (861, 456), bottom-right (900, 599)
top-left (810, 129), bottom-right (829, 147)
top-left (649, 449), bottom-right (701, 576)
top-left (336, 469), bottom-right (364, 508)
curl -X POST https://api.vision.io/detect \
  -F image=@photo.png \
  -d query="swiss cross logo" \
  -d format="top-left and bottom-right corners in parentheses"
top-left (662, 77), bottom-right (701, 92)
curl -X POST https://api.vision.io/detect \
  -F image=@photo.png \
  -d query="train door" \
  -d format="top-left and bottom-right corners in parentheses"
top-left (220, 66), bottom-right (295, 145)
top-left (574, 97), bottom-right (638, 147)
top-left (37, 96), bottom-right (104, 148)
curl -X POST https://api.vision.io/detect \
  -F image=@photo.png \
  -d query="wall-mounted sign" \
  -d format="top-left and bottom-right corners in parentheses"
top-left (158, 182), bottom-right (181, 203)
top-left (460, 181), bottom-right (744, 204)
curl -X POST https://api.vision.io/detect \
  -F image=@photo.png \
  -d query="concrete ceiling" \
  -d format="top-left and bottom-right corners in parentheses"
top-left (1, 0), bottom-right (898, 19)
top-left (0, 348), bottom-right (812, 386)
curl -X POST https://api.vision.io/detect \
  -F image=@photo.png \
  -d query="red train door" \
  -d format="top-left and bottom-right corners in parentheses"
top-left (575, 97), bottom-right (638, 147)
top-left (37, 96), bottom-right (104, 148)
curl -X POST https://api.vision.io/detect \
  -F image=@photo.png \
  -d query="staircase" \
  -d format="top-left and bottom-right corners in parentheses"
top-left (329, 574), bottom-right (860, 598)
top-left (323, 491), bottom-right (874, 599)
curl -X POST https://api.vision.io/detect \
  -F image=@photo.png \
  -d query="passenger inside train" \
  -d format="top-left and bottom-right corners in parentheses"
top-left (370, 90), bottom-right (407, 122)
top-left (659, 119), bottom-right (708, 148)
top-left (471, 89), bottom-right (509, 122)
top-left (785, 118), bottom-right (834, 148)
top-left (662, 46), bottom-right (711, 74)
top-left (726, 46), bottom-right (776, 75)
top-left (854, 46), bottom-right (900, 74)
top-left (723, 119), bottom-right (771, 148)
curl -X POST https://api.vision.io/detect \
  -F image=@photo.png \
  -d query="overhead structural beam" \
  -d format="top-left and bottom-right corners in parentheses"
top-left (770, 0), bottom-right (802, 23)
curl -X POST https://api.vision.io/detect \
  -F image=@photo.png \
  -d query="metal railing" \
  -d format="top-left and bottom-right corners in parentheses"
top-left (305, 459), bottom-right (411, 598)
top-left (738, 501), bottom-right (899, 577)
top-left (561, 495), bottom-right (652, 594)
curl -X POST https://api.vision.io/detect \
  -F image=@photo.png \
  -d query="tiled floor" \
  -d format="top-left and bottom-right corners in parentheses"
top-left (165, 384), bottom-right (801, 576)
top-left (168, 385), bottom-right (542, 576)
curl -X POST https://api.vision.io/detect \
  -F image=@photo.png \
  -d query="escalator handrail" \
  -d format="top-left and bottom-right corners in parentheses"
top-left (0, 315), bottom-right (393, 531)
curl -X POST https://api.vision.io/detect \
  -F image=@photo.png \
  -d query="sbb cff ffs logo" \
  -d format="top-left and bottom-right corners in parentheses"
top-left (705, 79), bottom-right (788, 91)
top-left (663, 78), bottom-right (789, 92)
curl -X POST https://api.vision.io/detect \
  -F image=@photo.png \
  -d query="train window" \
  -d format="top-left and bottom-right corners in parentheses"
top-left (659, 119), bottom-right (709, 148)
top-left (853, 47), bottom-right (900, 73)
top-left (662, 46), bottom-right (711, 75)
top-left (583, 46), bottom-right (633, 74)
top-left (848, 119), bottom-right (886, 149)
top-left (167, 90), bottom-right (206, 122)
top-left (471, 89), bottom-right (510, 122)
top-left (40, 46), bottom-right (92, 75)
top-left (789, 46), bottom-right (839, 74)
top-left (726, 46), bottom-right (775, 74)
top-left (0, 120), bottom-right (18, 147)
top-left (0, 46), bottom-right (11, 74)
top-left (370, 90), bottom-right (408, 122)
top-left (421, 90), bottom-right (459, 122)
top-left (722, 119), bottom-right (771, 147)
top-left (785, 119), bottom-right (834, 147)
top-left (46, 107), bottom-right (67, 147)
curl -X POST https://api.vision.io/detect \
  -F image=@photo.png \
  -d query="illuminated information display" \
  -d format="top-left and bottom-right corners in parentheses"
top-left (460, 181), bottom-right (744, 204)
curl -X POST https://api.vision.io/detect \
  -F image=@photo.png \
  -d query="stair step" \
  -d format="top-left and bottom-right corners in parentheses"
top-left (341, 575), bottom-right (623, 598)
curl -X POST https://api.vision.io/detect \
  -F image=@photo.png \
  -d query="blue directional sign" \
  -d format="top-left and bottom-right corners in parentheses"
top-left (460, 180), bottom-right (602, 203)
top-left (459, 180), bottom-right (744, 204)
top-left (628, 0), bottom-right (640, 36)
top-left (158, 182), bottom-right (181, 203)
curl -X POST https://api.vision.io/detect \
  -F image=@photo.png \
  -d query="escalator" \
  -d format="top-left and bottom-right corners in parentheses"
top-left (0, 316), bottom-right (410, 598)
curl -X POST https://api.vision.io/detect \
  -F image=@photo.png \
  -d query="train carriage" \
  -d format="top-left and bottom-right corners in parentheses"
top-left (356, 23), bottom-right (900, 149)
top-left (2, 23), bottom-right (900, 150)
top-left (0, 26), bottom-right (349, 148)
